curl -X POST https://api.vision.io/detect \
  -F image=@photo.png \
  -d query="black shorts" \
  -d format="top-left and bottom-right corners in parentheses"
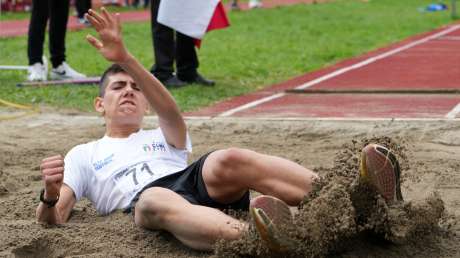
top-left (126, 152), bottom-right (250, 213)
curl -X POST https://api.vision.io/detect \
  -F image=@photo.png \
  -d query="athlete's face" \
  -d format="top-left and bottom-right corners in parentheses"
top-left (94, 72), bottom-right (149, 126)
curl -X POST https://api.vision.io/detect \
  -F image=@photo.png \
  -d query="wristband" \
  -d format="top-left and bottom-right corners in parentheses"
top-left (39, 189), bottom-right (59, 208)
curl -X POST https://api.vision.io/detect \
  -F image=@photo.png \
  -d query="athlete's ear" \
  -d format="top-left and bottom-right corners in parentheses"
top-left (94, 97), bottom-right (105, 115)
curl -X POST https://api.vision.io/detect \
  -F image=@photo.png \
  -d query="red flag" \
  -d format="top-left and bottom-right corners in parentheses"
top-left (194, 1), bottom-right (230, 48)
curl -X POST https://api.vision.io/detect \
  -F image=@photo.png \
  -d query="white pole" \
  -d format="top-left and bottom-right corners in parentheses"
top-left (0, 65), bottom-right (28, 70)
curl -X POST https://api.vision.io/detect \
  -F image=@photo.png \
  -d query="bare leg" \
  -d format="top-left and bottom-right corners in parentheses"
top-left (134, 187), bottom-right (246, 251)
top-left (203, 148), bottom-right (318, 206)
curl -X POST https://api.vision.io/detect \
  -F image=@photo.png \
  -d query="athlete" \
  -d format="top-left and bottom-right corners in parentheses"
top-left (36, 8), bottom-right (402, 252)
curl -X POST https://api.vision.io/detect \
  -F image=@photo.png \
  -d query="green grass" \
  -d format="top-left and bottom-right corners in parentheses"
top-left (0, 0), bottom-right (456, 112)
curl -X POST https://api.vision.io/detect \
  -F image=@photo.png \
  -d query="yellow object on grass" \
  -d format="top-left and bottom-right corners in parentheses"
top-left (0, 98), bottom-right (39, 121)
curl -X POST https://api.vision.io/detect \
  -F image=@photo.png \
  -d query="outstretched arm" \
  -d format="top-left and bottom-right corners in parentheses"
top-left (85, 8), bottom-right (187, 149)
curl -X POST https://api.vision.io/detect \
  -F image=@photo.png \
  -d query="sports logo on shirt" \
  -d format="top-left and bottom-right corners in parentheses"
top-left (93, 153), bottom-right (114, 171)
top-left (143, 141), bottom-right (166, 153)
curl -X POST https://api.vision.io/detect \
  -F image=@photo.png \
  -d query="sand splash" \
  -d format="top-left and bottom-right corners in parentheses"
top-left (215, 137), bottom-right (447, 257)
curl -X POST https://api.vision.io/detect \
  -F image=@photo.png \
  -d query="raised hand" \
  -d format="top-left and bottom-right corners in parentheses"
top-left (85, 8), bottom-right (131, 63)
top-left (40, 155), bottom-right (64, 200)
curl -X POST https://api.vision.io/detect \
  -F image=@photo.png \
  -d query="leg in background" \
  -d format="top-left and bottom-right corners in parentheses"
top-left (27, 0), bottom-right (49, 65)
top-left (150, 0), bottom-right (175, 81)
top-left (48, 0), bottom-right (70, 68)
top-left (175, 31), bottom-right (198, 81)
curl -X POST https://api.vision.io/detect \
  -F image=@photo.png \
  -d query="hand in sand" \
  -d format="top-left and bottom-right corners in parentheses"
top-left (85, 8), bottom-right (130, 63)
top-left (40, 155), bottom-right (64, 200)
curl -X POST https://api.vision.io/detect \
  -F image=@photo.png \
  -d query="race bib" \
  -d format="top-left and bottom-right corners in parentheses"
top-left (112, 161), bottom-right (162, 196)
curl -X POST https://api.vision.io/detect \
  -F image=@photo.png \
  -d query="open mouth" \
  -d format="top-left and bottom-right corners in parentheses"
top-left (120, 100), bottom-right (136, 106)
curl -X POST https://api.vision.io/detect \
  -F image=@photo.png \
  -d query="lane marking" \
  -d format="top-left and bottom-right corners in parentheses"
top-left (446, 103), bottom-right (460, 119)
top-left (218, 25), bottom-right (460, 117)
top-left (219, 93), bottom-right (285, 117)
top-left (295, 25), bottom-right (460, 90)
top-left (184, 116), bottom-right (460, 122)
top-left (437, 36), bottom-right (460, 41)
top-left (286, 88), bottom-right (460, 94)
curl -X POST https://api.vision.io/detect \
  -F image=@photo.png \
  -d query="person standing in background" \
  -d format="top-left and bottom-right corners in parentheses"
top-left (27, 0), bottom-right (86, 81)
top-left (150, 0), bottom-right (215, 88)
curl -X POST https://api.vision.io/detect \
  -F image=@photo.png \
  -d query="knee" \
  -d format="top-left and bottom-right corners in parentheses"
top-left (134, 187), bottom-right (170, 229)
top-left (212, 148), bottom-right (253, 180)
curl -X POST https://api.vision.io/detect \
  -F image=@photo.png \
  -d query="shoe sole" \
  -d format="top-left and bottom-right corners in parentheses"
top-left (27, 77), bottom-right (46, 82)
top-left (360, 144), bottom-right (403, 203)
top-left (250, 195), bottom-right (293, 252)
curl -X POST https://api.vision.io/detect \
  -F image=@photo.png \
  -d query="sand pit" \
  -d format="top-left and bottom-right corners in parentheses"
top-left (0, 112), bottom-right (459, 257)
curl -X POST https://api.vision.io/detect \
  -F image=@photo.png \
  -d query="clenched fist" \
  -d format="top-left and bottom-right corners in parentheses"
top-left (40, 155), bottom-right (64, 200)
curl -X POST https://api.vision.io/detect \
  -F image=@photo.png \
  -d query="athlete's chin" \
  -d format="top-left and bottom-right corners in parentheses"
top-left (114, 110), bottom-right (143, 124)
top-left (119, 106), bottom-right (138, 114)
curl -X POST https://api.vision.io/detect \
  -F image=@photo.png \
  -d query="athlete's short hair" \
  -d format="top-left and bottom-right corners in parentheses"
top-left (98, 64), bottom-right (128, 97)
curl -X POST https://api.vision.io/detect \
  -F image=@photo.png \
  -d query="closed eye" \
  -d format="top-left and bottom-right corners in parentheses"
top-left (110, 81), bottom-right (139, 91)
top-left (111, 81), bottom-right (126, 90)
top-left (132, 83), bottom-right (140, 91)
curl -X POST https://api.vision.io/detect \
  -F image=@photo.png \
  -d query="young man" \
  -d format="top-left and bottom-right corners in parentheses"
top-left (36, 8), bottom-right (402, 252)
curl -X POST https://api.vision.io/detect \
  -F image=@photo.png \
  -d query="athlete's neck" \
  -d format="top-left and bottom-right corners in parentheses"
top-left (105, 125), bottom-right (141, 138)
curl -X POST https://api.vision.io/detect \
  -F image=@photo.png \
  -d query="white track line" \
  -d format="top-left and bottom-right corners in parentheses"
top-left (218, 93), bottom-right (284, 117)
top-left (437, 36), bottom-right (460, 41)
top-left (218, 25), bottom-right (460, 117)
top-left (183, 116), bottom-right (460, 122)
top-left (446, 103), bottom-right (460, 119)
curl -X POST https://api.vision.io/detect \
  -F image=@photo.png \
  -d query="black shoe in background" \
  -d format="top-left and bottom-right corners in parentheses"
top-left (161, 76), bottom-right (187, 88)
top-left (181, 73), bottom-right (215, 86)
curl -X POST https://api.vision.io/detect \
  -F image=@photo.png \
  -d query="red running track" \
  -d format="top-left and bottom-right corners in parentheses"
top-left (186, 23), bottom-right (460, 119)
top-left (0, 11), bottom-right (150, 38)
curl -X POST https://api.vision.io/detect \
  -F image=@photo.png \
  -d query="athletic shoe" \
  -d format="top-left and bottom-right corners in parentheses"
top-left (359, 143), bottom-right (403, 203)
top-left (50, 62), bottom-right (86, 80)
top-left (180, 73), bottom-right (215, 86)
top-left (27, 62), bottom-right (47, 81)
top-left (250, 195), bottom-right (294, 252)
top-left (248, 0), bottom-right (263, 9)
top-left (161, 75), bottom-right (187, 88)
top-left (78, 17), bottom-right (91, 27)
